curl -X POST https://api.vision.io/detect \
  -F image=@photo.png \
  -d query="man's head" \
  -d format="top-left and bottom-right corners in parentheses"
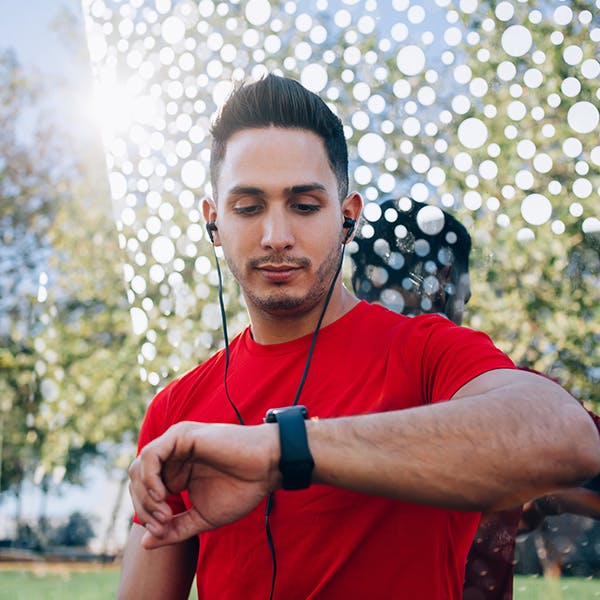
top-left (351, 198), bottom-right (472, 325)
top-left (201, 75), bottom-right (362, 325)
top-left (209, 74), bottom-right (349, 201)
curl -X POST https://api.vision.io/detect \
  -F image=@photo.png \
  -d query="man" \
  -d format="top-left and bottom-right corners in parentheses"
top-left (350, 197), bottom-right (600, 599)
top-left (120, 75), bottom-right (600, 600)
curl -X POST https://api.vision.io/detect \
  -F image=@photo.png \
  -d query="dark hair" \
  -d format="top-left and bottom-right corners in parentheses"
top-left (350, 198), bottom-right (472, 316)
top-left (210, 74), bottom-right (349, 200)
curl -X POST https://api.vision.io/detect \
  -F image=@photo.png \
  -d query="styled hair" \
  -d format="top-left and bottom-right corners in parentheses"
top-left (210, 74), bottom-right (349, 200)
top-left (350, 198), bottom-right (472, 316)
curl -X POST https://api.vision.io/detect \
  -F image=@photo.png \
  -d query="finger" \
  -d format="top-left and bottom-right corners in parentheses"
top-left (136, 441), bottom-right (171, 502)
top-left (141, 508), bottom-right (214, 549)
top-left (129, 458), bottom-right (170, 513)
top-left (128, 483), bottom-right (172, 538)
top-left (128, 461), bottom-right (172, 533)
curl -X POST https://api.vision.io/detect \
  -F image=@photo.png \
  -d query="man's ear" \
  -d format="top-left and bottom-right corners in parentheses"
top-left (341, 192), bottom-right (363, 242)
top-left (202, 198), bottom-right (220, 246)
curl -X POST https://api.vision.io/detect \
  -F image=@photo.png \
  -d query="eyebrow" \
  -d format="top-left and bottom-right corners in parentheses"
top-left (228, 186), bottom-right (264, 198)
top-left (286, 183), bottom-right (328, 195)
top-left (227, 182), bottom-right (328, 198)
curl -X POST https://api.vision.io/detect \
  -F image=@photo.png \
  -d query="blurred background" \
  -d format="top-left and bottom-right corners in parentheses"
top-left (0, 0), bottom-right (598, 597)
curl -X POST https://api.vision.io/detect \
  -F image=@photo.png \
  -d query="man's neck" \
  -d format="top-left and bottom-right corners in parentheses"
top-left (248, 287), bottom-right (360, 345)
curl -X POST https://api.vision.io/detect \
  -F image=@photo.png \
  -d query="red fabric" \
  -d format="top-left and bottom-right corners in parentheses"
top-left (134, 301), bottom-right (514, 599)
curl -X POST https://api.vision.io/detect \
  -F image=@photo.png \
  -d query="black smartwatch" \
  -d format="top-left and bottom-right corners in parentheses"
top-left (264, 405), bottom-right (315, 491)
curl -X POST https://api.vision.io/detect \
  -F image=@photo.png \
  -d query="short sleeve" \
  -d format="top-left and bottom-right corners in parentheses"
top-left (400, 315), bottom-right (515, 404)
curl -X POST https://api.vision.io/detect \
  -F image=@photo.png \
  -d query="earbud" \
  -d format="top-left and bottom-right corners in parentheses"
top-left (342, 216), bottom-right (356, 242)
top-left (206, 221), bottom-right (218, 243)
top-left (343, 216), bottom-right (356, 231)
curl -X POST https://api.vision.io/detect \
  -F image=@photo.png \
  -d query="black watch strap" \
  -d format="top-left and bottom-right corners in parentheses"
top-left (264, 405), bottom-right (315, 490)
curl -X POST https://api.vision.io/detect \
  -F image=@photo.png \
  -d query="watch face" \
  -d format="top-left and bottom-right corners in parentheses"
top-left (264, 405), bottom-right (309, 423)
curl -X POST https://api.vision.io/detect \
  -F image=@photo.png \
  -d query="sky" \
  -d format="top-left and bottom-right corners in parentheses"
top-left (0, 1), bottom-right (82, 75)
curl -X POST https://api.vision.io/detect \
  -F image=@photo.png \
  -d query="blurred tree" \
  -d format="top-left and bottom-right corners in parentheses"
top-left (435, 0), bottom-right (600, 410)
top-left (0, 49), bottom-right (56, 504)
top-left (0, 32), bottom-right (150, 527)
top-left (17, 6), bottom-right (153, 497)
top-left (34, 163), bottom-right (151, 482)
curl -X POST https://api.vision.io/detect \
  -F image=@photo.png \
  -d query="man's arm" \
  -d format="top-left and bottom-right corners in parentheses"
top-left (518, 489), bottom-right (600, 534)
top-left (117, 522), bottom-right (198, 600)
top-left (130, 368), bottom-right (600, 548)
top-left (310, 369), bottom-right (600, 511)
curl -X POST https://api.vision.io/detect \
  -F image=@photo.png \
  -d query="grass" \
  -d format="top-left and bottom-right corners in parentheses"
top-left (0, 565), bottom-right (598, 599)
top-left (0, 563), bottom-right (200, 600)
top-left (0, 564), bottom-right (121, 600)
top-left (514, 575), bottom-right (600, 600)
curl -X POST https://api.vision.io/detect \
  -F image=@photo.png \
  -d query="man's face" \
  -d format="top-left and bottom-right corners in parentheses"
top-left (205, 127), bottom-right (351, 317)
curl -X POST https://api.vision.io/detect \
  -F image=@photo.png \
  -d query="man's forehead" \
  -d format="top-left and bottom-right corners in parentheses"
top-left (223, 126), bottom-right (325, 152)
top-left (216, 127), bottom-right (336, 193)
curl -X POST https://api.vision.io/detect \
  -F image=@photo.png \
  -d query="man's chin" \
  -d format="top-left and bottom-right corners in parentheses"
top-left (250, 292), bottom-right (321, 317)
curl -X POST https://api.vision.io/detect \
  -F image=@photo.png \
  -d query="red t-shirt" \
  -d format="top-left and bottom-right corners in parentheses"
top-left (135, 301), bottom-right (514, 599)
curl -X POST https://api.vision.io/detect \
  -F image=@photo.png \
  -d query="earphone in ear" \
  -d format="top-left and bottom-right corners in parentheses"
top-left (206, 221), bottom-right (218, 243)
top-left (342, 217), bottom-right (356, 242)
top-left (343, 216), bottom-right (356, 231)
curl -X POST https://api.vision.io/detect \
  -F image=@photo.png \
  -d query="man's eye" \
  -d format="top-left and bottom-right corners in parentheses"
top-left (233, 205), bottom-right (261, 215)
top-left (294, 204), bottom-right (320, 213)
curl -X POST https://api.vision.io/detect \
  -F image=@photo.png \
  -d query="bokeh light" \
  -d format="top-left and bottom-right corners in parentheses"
top-left (81, 0), bottom-right (599, 385)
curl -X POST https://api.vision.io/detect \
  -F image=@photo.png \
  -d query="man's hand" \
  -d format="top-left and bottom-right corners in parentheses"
top-left (518, 489), bottom-right (600, 535)
top-left (129, 421), bottom-right (281, 549)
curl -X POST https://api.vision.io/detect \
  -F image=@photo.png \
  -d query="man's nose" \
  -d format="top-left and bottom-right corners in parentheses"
top-left (261, 210), bottom-right (295, 251)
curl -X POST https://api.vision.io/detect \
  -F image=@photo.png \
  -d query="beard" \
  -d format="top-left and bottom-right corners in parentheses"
top-left (225, 233), bottom-right (344, 317)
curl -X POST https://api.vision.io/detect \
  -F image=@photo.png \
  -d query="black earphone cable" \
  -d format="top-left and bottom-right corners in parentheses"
top-left (265, 492), bottom-right (277, 599)
top-left (210, 222), bottom-right (353, 600)
top-left (212, 244), bottom-right (245, 426)
top-left (291, 226), bottom-right (352, 407)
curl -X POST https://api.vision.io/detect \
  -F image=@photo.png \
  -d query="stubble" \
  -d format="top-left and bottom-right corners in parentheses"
top-left (225, 233), bottom-right (345, 317)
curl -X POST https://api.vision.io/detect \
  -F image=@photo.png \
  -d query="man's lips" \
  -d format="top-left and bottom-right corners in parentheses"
top-left (257, 264), bottom-right (302, 282)
top-left (249, 256), bottom-right (311, 283)
top-left (260, 264), bottom-right (301, 271)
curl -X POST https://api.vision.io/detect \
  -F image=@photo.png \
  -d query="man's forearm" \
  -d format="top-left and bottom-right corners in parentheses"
top-left (305, 370), bottom-right (600, 512)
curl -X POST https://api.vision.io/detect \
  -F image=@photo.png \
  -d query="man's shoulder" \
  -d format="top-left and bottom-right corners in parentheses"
top-left (174, 336), bottom-right (241, 387)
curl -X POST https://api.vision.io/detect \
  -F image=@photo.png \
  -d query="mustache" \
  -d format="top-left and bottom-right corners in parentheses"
top-left (248, 255), bottom-right (311, 269)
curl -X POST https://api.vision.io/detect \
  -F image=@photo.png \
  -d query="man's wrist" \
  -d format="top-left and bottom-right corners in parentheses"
top-left (262, 423), bottom-right (284, 492)
top-left (264, 405), bottom-right (314, 490)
